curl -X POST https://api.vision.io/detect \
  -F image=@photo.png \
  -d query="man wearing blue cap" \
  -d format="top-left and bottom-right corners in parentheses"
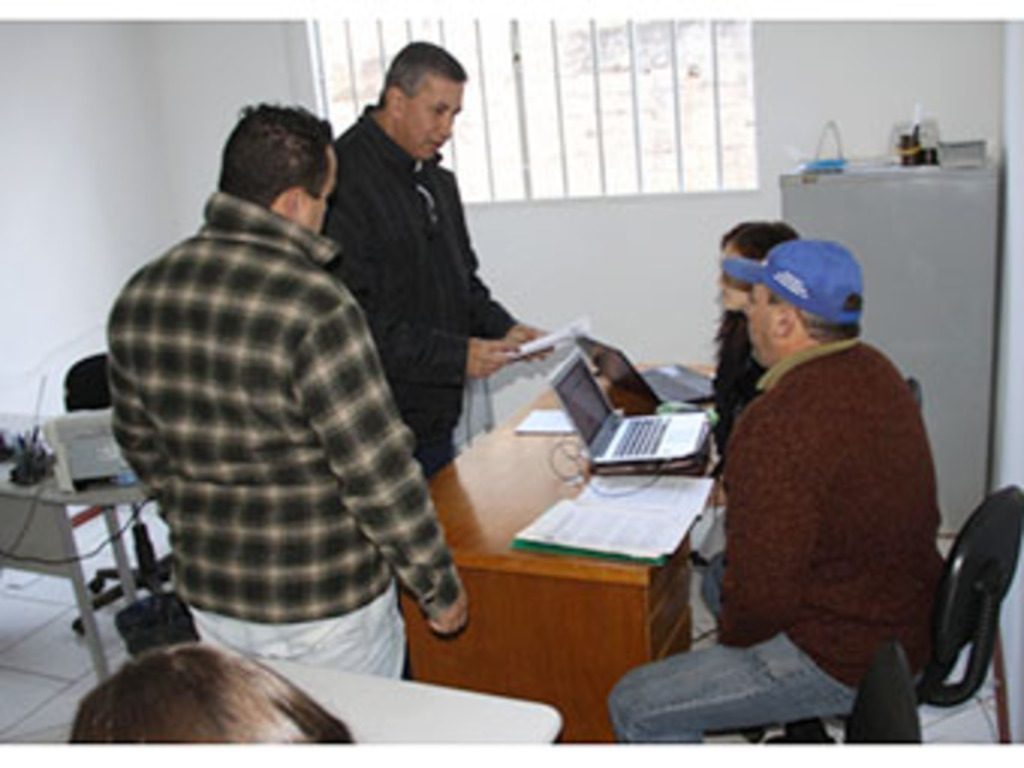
top-left (609, 240), bottom-right (943, 742)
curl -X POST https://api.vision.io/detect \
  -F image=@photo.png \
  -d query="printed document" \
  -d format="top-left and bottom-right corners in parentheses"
top-left (513, 475), bottom-right (713, 561)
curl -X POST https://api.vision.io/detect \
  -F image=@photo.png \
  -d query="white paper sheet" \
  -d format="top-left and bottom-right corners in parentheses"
top-left (509, 317), bottom-right (591, 360)
top-left (515, 410), bottom-right (575, 435)
top-left (514, 475), bottom-right (714, 560)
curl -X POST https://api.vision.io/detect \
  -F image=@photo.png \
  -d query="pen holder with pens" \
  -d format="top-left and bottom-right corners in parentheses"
top-left (8, 430), bottom-right (52, 485)
top-left (891, 110), bottom-right (940, 167)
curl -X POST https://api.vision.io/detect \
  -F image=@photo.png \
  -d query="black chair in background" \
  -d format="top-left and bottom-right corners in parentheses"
top-left (65, 354), bottom-right (172, 635)
top-left (915, 485), bottom-right (1024, 708)
top-left (907, 376), bottom-right (923, 410)
top-left (65, 355), bottom-right (112, 412)
top-left (846, 640), bottom-right (922, 743)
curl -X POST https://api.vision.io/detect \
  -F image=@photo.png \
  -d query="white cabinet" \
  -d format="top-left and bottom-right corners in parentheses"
top-left (782, 167), bottom-right (999, 530)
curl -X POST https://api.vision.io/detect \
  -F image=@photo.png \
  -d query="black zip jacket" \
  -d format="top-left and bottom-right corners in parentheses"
top-left (324, 110), bottom-right (516, 445)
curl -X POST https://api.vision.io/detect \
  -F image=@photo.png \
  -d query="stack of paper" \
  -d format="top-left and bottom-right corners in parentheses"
top-left (512, 475), bottom-right (714, 564)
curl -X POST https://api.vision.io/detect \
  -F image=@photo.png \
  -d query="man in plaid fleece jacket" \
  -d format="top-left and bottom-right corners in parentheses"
top-left (107, 105), bottom-right (466, 677)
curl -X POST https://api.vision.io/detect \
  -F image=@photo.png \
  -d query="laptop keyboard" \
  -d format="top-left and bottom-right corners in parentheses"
top-left (613, 417), bottom-right (669, 458)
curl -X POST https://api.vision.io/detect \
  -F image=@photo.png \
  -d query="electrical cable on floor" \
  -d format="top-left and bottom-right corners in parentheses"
top-left (0, 499), bottom-right (150, 566)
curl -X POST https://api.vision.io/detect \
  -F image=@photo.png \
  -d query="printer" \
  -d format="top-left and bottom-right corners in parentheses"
top-left (43, 408), bottom-right (134, 491)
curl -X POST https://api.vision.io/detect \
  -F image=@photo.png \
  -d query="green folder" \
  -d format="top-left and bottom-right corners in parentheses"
top-left (510, 538), bottom-right (667, 566)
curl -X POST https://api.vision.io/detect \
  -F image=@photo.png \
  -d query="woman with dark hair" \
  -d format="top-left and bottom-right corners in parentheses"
top-left (695, 222), bottom-right (800, 600)
top-left (712, 221), bottom-right (800, 473)
top-left (70, 644), bottom-right (353, 744)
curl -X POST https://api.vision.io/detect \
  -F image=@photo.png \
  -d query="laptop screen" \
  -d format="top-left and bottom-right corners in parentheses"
top-left (577, 336), bottom-right (657, 401)
top-left (551, 354), bottom-right (613, 446)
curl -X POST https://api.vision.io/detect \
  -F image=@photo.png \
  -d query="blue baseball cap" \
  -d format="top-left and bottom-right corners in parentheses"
top-left (722, 239), bottom-right (863, 324)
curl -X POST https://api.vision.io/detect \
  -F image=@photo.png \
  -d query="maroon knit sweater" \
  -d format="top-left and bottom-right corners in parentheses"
top-left (719, 342), bottom-right (944, 687)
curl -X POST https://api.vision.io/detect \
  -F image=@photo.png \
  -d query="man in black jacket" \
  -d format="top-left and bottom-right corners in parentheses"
top-left (324, 42), bottom-right (545, 478)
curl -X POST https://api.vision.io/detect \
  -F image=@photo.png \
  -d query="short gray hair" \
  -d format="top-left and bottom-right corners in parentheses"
top-left (380, 42), bottom-right (467, 104)
top-left (767, 289), bottom-right (862, 342)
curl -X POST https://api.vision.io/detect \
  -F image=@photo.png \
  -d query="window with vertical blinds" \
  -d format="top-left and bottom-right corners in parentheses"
top-left (314, 19), bottom-right (758, 203)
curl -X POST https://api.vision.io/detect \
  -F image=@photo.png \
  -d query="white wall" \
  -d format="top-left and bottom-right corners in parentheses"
top-left (3, 21), bottom-right (1001, 422)
top-left (472, 21), bottom-right (1006, 424)
top-left (994, 21), bottom-right (1024, 745)
top-left (0, 21), bottom-right (316, 417)
top-left (0, 23), bottom-right (173, 415)
top-left (147, 22), bottom-right (318, 234)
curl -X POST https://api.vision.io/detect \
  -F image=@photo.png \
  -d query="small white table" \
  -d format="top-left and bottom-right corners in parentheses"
top-left (267, 659), bottom-right (564, 743)
top-left (0, 463), bottom-right (148, 680)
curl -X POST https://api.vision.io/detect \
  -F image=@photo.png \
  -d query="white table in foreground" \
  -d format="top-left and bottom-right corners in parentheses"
top-left (267, 659), bottom-right (564, 743)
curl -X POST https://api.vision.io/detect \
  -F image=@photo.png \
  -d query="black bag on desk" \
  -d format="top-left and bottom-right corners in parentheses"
top-left (115, 592), bottom-right (199, 656)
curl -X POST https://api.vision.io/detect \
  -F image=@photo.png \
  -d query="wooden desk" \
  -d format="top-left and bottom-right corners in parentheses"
top-left (0, 465), bottom-right (147, 681)
top-left (401, 391), bottom-right (695, 742)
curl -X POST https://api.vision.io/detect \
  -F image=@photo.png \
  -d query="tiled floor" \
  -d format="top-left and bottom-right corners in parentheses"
top-left (0, 504), bottom-right (164, 743)
top-left (0, 505), bottom-right (1007, 743)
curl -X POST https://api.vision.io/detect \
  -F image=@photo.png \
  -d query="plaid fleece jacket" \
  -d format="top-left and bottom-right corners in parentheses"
top-left (107, 192), bottom-right (461, 624)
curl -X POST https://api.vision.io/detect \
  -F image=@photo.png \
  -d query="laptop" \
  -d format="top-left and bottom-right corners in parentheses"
top-left (550, 352), bottom-right (710, 467)
top-left (576, 336), bottom-right (714, 408)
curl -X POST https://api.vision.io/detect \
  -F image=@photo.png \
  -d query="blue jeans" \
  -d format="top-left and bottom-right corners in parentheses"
top-left (608, 634), bottom-right (855, 743)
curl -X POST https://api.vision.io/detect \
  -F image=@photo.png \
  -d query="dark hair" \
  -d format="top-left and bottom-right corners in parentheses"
top-left (716, 220), bottom-right (800, 368)
top-left (719, 220), bottom-right (800, 263)
top-left (70, 644), bottom-right (353, 743)
top-left (218, 104), bottom-right (333, 208)
top-left (379, 41), bottom-right (467, 105)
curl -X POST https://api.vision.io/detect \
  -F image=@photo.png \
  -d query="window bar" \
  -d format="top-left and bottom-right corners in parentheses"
top-left (306, 21), bottom-right (329, 119)
top-left (710, 21), bottom-right (724, 190)
top-left (628, 21), bottom-right (643, 193)
top-left (344, 21), bottom-right (360, 123)
top-left (437, 19), bottom-right (458, 174)
top-left (590, 20), bottom-right (607, 196)
top-left (376, 20), bottom-right (388, 75)
top-left (510, 21), bottom-right (532, 200)
top-left (474, 20), bottom-right (496, 201)
top-left (551, 21), bottom-right (570, 197)
top-left (670, 20), bottom-right (685, 192)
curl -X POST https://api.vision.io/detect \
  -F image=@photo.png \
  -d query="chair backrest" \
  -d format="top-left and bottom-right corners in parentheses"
top-left (64, 354), bottom-right (111, 411)
top-left (846, 640), bottom-right (922, 743)
top-left (916, 485), bottom-right (1024, 706)
top-left (906, 376), bottom-right (923, 410)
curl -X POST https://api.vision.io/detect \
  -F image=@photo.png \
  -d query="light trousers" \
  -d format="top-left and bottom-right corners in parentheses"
top-left (190, 580), bottom-right (405, 679)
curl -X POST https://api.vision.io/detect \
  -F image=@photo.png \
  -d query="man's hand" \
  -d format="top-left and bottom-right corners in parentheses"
top-left (428, 588), bottom-right (469, 636)
top-left (503, 323), bottom-right (552, 362)
top-left (711, 477), bottom-right (727, 508)
top-left (466, 337), bottom-right (517, 379)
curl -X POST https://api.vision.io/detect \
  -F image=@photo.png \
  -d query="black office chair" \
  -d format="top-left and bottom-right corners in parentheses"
top-left (769, 484), bottom-right (1024, 743)
top-left (907, 376), bottom-right (923, 410)
top-left (846, 640), bottom-right (922, 743)
top-left (915, 485), bottom-right (1024, 707)
top-left (65, 354), bottom-right (172, 635)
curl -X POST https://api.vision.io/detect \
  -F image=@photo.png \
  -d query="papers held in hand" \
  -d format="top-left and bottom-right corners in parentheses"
top-left (509, 317), bottom-right (591, 361)
top-left (512, 475), bottom-right (714, 564)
